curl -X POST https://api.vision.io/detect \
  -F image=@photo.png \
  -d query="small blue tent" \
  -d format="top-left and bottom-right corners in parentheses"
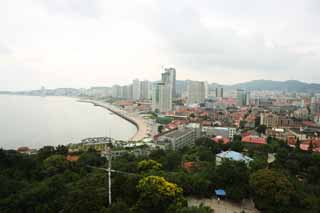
top-left (215, 189), bottom-right (226, 197)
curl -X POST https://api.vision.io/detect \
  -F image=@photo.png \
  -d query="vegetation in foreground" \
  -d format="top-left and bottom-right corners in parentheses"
top-left (1, 137), bottom-right (320, 212)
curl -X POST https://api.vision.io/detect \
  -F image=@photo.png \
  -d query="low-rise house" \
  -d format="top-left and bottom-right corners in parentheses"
top-left (288, 127), bottom-right (320, 141)
top-left (216, 151), bottom-right (253, 166)
top-left (16, 147), bottom-right (37, 155)
top-left (287, 138), bottom-right (320, 152)
top-left (66, 155), bottom-right (79, 162)
top-left (266, 128), bottom-right (287, 141)
top-left (242, 135), bottom-right (267, 145)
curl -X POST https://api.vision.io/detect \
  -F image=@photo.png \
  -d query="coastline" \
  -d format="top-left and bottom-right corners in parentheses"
top-left (79, 100), bottom-right (148, 141)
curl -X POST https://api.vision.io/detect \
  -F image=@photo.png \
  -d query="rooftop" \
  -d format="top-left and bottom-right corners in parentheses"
top-left (242, 135), bottom-right (267, 145)
top-left (163, 128), bottom-right (194, 139)
top-left (216, 151), bottom-right (253, 163)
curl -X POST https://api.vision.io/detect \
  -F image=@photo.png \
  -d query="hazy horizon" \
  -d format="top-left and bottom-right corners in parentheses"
top-left (2, 78), bottom-right (320, 92)
top-left (2, 0), bottom-right (320, 90)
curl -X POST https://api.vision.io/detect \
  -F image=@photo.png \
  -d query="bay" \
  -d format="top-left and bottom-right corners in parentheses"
top-left (0, 95), bottom-right (137, 149)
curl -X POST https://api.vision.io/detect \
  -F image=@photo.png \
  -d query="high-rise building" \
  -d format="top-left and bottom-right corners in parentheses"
top-left (237, 89), bottom-right (250, 106)
top-left (187, 81), bottom-right (206, 104)
top-left (311, 96), bottom-right (320, 115)
top-left (162, 67), bottom-right (176, 98)
top-left (215, 87), bottom-right (224, 98)
top-left (111, 85), bottom-right (121, 98)
top-left (132, 79), bottom-right (141, 100)
top-left (129, 84), bottom-right (133, 100)
top-left (140, 80), bottom-right (152, 100)
top-left (121, 85), bottom-right (130, 99)
top-left (152, 82), bottom-right (172, 113)
top-left (204, 81), bottom-right (208, 99)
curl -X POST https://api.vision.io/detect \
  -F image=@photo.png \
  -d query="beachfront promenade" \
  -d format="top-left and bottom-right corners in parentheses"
top-left (79, 100), bottom-right (148, 141)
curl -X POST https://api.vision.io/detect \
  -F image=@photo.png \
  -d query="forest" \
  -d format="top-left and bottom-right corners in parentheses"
top-left (1, 137), bottom-right (320, 213)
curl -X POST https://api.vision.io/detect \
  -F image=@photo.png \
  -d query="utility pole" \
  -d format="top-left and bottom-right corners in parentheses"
top-left (107, 147), bottom-right (112, 206)
top-left (87, 147), bottom-right (140, 207)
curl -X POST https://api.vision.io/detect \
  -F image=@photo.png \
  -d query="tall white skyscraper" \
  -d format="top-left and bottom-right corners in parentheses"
top-left (162, 67), bottom-right (176, 98)
top-left (132, 79), bottom-right (141, 100)
top-left (187, 81), bottom-right (206, 104)
top-left (152, 82), bottom-right (172, 113)
top-left (111, 85), bottom-right (121, 98)
top-left (204, 81), bottom-right (208, 99)
top-left (140, 80), bottom-right (152, 100)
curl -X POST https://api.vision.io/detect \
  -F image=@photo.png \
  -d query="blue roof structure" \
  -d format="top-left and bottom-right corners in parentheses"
top-left (215, 189), bottom-right (226, 196)
top-left (216, 151), bottom-right (253, 163)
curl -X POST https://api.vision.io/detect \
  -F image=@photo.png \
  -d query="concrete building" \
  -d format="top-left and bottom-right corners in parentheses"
top-left (204, 81), bottom-right (208, 99)
top-left (132, 79), bottom-right (141, 100)
top-left (121, 85), bottom-right (130, 99)
top-left (111, 85), bottom-right (122, 98)
top-left (187, 81), bottom-right (206, 105)
top-left (311, 96), bottom-right (320, 115)
top-left (152, 82), bottom-right (172, 113)
top-left (216, 87), bottom-right (224, 98)
top-left (202, 126), bottom-right (236, 139)
top-left (157, 128), bottom-right (196, 150)
top-left (237, 89), bottom-right (250, 106)
top-left (186, 123), bottom-right (202, 139)
top-left (260, 112), bottom-right (279, 128)
top-left (140, 80), bottom-right (152, 100)
top-left (162, 67), bottom-right (176, 98)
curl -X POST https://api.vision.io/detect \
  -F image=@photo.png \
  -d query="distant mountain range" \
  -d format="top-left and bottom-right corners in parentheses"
top-left (176, 80), bottom-right (320, 93)
top-left (225, 80), bottom-right (320, 93)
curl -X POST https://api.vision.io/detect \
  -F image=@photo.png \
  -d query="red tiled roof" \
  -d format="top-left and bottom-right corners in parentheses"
top-left (66, 155), bottom-right (79, 162)
top-left (211, 136), bottom-right (230, 144)
top-left (302, 121), bottom-right (318, 128)
top-left (17, 147), bottom-right (31, 152)
top-left (242, 136), bottom-right (267, 145)
top-left (166, 124), bottom-right (177, 129)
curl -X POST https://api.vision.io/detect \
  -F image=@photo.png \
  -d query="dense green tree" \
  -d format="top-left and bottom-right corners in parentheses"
top-left (216, 160), bottom-right (250, 201)
top-left (256, 125), bottom-right (267, 135)
top-left (135, 176), bottom-right (186, 213)
top-left (158, 125), bottom-right (164, 133)
top-left (249, 157), bottom-right (268, 172)
top-left (102, 200), bottom-right (131, 213)
top-left (43, 154), bottom-right (69, 175)
top-left (78, 150), bottom-right (105, 166)
top-left (250, 169), bottom-right (294, 212)
top-left (230, 141), bottom-right (244, 152)
top-left (55, 145), bottom-right (68, 155)
top-left (37, 146), bottom-right (55, 160)
top-left (137, 159), bottom-right (162, 171)
top-left (163, 151), bottom-right (182, 171)
top-left (198, 147), bottom-right (215, 162)
top-left (64, 172), bottom-right (108, 213)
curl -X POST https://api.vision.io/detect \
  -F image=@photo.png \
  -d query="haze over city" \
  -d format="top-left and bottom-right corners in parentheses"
top-left (1, 0), bottom-right (320, 90)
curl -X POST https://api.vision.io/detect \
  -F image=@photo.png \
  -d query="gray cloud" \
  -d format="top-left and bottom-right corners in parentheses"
top-left (1, 0), bottom-right (320, 90)
top-left (42, 0), bottom-right (101, 18)
top-left (0, 43), bottom-right (11, 55)
top-left (141, 0), bottom-right (320, 81)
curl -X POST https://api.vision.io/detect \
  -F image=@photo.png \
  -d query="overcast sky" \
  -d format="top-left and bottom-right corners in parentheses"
top-left (1, 0), bottom-right (320, 90)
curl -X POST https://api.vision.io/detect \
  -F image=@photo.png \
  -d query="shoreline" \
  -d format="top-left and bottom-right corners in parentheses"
top-left (79, 100), bottom-right (148, 141)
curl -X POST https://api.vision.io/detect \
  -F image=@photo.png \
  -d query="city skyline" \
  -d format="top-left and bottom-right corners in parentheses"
top-left (2, 0), bottom-right (320, 90)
